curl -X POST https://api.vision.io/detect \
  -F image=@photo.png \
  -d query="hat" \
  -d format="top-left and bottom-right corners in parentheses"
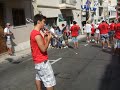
top-left (6, 23), bottom-right (11, 26)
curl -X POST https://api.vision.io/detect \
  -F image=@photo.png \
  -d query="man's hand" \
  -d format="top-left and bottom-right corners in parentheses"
top-left (44, 31), bottom-right (52, 42)
top-left (46, 31), bottom-right (52, 40)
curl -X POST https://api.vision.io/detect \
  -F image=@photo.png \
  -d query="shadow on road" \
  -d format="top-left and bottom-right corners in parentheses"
top-left (91, 44), bottom-right (102, 49)
top-left (91, 43), bottom-right (120, 90)
top-left (5, 58), bottom-right (23, 64)
top-left (98, 55), bottom-right (120, 90)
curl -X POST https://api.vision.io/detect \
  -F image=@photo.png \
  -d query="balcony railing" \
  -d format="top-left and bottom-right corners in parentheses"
top-left (60, 0), bottom-right (77, 5)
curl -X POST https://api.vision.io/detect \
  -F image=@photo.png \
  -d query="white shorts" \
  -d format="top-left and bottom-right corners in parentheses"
top-left (114, 39), bottom-right (120, 49)
top-left (95, 33), bottom-right (100, 38)
top-left (6, 40), bottom-right (12, 48)
top-left (35, 60), bottom-right (56, 87)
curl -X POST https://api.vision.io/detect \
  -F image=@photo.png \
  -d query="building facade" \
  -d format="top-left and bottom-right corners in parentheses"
top-left (116, 0), bottom-right (120, 19)
top-left (108, 0), bottom-right (116, 22)
top-left (81, 0), bottom-right (99, 25)
top-left (81, 0), bottom-right (117, 24)
top-left (34, 0), bottom-right (82, 28)
top-left (0, 0), bottom-right (33, 53)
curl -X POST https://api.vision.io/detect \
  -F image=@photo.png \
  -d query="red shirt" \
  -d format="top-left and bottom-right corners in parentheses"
top-left (30, 30), bottom-right (48, 64)
top-left (91, 25), bottom-right (95, 34)
top-left (110, 23), bottom-right (115, 31)
top-left (98, 22), bottom-right (109, 34)
top-left (70, 24), bottom-right (80, 37)
top-left (114, 23), bottom-right (120, 40)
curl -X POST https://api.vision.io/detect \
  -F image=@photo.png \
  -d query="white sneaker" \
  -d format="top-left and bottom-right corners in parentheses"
top-left (87, 41), bottom-right (90, 43)
top-left (102, 47), bottom-right (105, 50)
top-left (92, 39), bottom-right (95, 42)
top-left (95, 41), bottom-right (97, 44)
top-left (64, 46), bottom-right (68, 48)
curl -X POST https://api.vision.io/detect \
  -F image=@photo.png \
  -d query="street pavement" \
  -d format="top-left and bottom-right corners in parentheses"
top-left (0, 34), bottom-right (120, 90)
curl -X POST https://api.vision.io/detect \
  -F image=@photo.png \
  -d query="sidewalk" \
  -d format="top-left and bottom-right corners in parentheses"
top-left (0, 34), bottom-right (86, 64)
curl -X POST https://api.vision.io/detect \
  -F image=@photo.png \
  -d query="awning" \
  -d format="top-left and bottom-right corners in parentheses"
top-left (59, 4), bottom-right (76, 9)
top-left (37, 8), bottom-right (61, 18)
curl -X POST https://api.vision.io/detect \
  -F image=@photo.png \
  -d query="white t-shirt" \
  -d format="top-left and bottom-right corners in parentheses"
top-left (50, 27), bottom-right (55, 34)
top-left (85, 24), bottom-right (92, 33)
top-left (95, 24), bottom-right (100, 33)
top-left (4, 27), bottom-right (11, 40)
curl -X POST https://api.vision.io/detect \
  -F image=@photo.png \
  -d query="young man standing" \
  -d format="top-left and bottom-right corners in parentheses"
top-left (109, 20), bottom-right (115, 43)
top-left (85, 22), bottom-right (92, 43)
top-left (95, 22), bottom-right (100, 44)
top-left (98, 20), bottom-right (111, 49)
top-left (4, 23), bottom-right (13, 55)
top-left (70, 21), bottom-right (80, 48)
top-left (30, 14), bottom-right (56, 90)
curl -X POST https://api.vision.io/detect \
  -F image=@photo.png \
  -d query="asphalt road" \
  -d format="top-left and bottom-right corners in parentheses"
top-left (0, 40), bottom-right (120, 90)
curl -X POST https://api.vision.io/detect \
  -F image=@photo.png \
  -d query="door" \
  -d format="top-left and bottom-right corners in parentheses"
top-left (0, 3), bottom-right (7, 54)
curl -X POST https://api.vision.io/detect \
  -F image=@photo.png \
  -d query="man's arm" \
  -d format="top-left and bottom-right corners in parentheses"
top-left (4, 28), bottom-right (13, 36)
top-left (35, 33), bottom-right (51, 53)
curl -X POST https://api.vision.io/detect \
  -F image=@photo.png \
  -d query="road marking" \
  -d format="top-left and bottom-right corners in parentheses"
top-left (23, 57), bottom-right (62, 65)
top-left (49, 60), bottom-right (56, 62)
top-left (84, 44), bottom-right (88, 46)
top-left (50, 58), bottom-right (62, 65)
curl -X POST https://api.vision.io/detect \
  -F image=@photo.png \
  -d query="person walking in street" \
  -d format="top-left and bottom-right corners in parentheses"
top-left (4, 23), bottom-right (13, 55)
top-left (113, 18), bottom-right (120, 56)
top-left (50, 25), bottom-right (56, 48)
top-left (91, 23), bottom-right (96, 43)
top-left (95, 22), bottom-right (100, 44)
top-left (55, 26), bottom-right (63, 49)
top-left (84, 22), bottom-right (92, 43)
top-left (30, 14), bottom-right (56, 90)
top-left (61, 24), bottom-right (69, 48)
top-left (70, 21), bottom-right (80, 48)
top-left (98, 20), bottom-right (111, 49)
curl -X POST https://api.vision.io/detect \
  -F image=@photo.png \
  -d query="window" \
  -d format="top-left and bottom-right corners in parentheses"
top-left (12, 8), bottom-right (25, 26)
top-left (61, 0), bottom-right (66, 3)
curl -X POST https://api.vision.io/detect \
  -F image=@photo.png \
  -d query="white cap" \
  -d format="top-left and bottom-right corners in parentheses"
top-left (6, 23), bottom-right (10, 26)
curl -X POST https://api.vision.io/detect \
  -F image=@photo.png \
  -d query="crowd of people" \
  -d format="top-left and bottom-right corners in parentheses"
top-left (47, 18), bottom-right (120, 56)
top-left (83, 19), bottom-right (120, 56)
top-left (48, 21), bottom-right (81, 49)
top-left (4, 17), bottom-right (120, 57)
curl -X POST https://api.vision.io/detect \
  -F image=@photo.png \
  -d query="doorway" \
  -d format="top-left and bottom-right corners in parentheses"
top-left (0, 3), bottom-right (7, 54)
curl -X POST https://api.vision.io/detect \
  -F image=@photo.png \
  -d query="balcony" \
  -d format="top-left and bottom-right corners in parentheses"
top-left (59, 0), bottom-right (77, 9)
